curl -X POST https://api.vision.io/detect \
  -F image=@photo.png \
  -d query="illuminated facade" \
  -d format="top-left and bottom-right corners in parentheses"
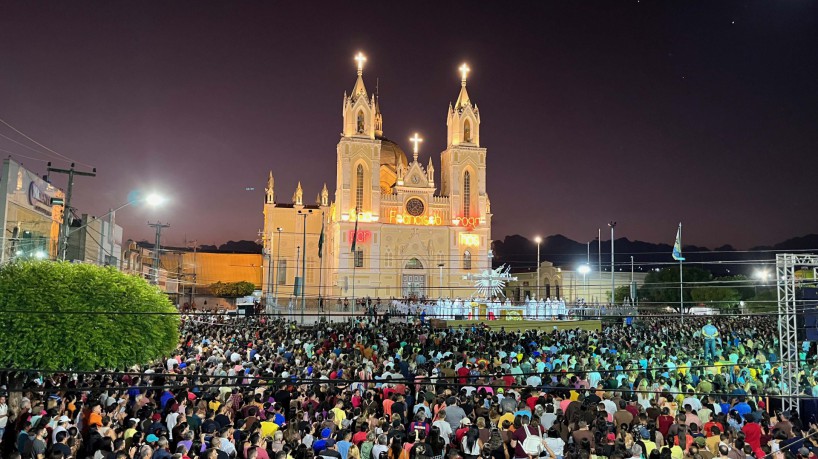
top-left (262, 54), bottom-right (491, 303)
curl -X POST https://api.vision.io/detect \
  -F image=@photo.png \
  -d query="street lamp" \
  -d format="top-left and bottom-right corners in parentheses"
top-left (754, 268), bottom-right (770, 295)
top-left (608, 221), bottom-right (617, 305)
top-left (297, 209), bottom-right (313, 325)
top-left (65, 191), bottom-right (167, 264)
top-left (274, 227), bottom-right (283, 313)
top-left (578, 264), bottom-right (591, 302)
top-left (534, 236), bottom-right (542, 300)
top-left (438, 263), bottom-right (445, 300)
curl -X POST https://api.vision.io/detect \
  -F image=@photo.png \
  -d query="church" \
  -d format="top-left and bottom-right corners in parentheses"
top-left (261, 53), bottom-right (492, 307)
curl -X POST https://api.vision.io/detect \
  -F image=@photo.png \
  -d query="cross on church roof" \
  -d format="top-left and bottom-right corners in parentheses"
top-left (459, 63), bottom-right (470, 86)
top-left (409, 132), bottom-right (423, 161)
top-left (355, 52), bottom-right (367, 76)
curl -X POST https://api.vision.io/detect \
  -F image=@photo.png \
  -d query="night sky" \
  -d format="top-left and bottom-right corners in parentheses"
top-left (1, 2), bottom-right (816, 249)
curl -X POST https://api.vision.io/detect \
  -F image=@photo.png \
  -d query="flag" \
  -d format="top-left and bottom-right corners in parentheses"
top-left (318, 217), bottom-right (324, 258)
top-left (672, 223), bottom-right (685, 261)
top-left (351, 211), bottom-right (359, 254)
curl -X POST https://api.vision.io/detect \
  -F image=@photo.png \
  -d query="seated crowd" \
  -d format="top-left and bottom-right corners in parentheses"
top-left (0, 314), bottom-right (816, 459)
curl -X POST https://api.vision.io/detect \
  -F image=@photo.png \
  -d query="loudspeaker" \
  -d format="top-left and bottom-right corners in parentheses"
top-left (798, 288), bottom-right (818, 341)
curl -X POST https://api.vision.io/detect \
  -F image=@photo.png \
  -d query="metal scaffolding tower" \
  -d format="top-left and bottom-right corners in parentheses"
top-left (776, 253), bottom-right (818, 414)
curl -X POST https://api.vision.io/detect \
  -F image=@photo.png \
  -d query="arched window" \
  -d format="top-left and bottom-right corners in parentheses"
top-left (464, 119), bottom-right (471, 142)
top-left (355, 164), bottom-right (364, 211)
top-left (463, 250), bottom-right (472, 270)
top-left (463, 171), bottom-right (471, 218)
top-left (356, 110), bottom-right (365, 133)
top-left (405, 258), bottom-right (423, 269)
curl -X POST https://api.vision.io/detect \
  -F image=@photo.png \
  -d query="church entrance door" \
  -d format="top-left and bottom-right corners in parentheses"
top-left (402, 258), bottom-right (426, 299)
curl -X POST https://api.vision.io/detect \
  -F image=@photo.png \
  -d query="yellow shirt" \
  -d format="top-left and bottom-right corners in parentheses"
top-left (260, 421), bottom-right (279, 439)
top-left (332, 407), bottom-right (347, 427)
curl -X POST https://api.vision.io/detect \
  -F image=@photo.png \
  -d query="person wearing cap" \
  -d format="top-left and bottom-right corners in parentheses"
top-left (51, 414), bottom-right (71, 444)
top-left (693, 437), bottom-right (713, 459)
top-left (319, 438), bottom-right (343, 459)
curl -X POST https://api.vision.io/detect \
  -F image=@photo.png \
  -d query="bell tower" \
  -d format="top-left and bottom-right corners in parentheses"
top-left (441, 63), bottom-right (489, 226)
top-left (336, 52), bottom-right (382, 220)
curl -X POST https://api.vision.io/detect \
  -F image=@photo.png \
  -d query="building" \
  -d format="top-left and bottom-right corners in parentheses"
top-left (262, 55), bottom-right (492, 305)
top-left (0, 158), bottom-right (64, 263)
top-left (66, 213), bottom-right (123, 266)
top-left (508, 261), bottom-right (649, 305)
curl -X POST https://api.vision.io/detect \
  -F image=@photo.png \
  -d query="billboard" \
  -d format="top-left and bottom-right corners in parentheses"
top-left (0, 159), bottom-right (64, 261)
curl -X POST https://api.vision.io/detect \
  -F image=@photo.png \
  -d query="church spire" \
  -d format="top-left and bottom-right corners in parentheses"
top-left (265, 170), bottom-right (275, 204)
top-left (321, 183), bottom-right (329, 206)
top-left (293, 181), bottom-right (303, 206)
top-left (351, 52), bottom-right (367, 98)
top-left (374, 77), bottom-right (383, 137)
top-left (455, 63), bottom-right (471, 109)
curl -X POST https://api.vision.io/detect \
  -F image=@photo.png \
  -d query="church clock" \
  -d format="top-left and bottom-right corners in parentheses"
top-left (405, 198), bottom-right (425, 216)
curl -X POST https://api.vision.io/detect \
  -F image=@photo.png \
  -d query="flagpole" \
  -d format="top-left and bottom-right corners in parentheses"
top-left (318, 211), bottom-right (324, 323)
top-left (679, 222), bottom-right (684, 323)
top-left (351, 207), bottom-right (359, 323)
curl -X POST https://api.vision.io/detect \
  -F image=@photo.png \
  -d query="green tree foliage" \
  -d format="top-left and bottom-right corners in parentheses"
top-left (690, 286), bottom-right (741, 308)
top-left (638, 266), bottom-right (712, 312)
top-left (209, 281), bottom-right (255, 298)
top-left (614, 286), bottom-right (631, 303)
top-left (0, 261), bottom-right (179, 371)
top-left (711, 274), bottom-right (754, 300)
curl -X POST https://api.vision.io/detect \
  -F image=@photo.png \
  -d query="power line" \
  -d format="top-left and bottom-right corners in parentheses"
top-left (0, 116), bottom-right (92, 167)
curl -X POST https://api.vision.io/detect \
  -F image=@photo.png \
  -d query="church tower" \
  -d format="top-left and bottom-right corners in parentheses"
top-left (336, 52), bottom-right (382, 220)
top-left (441, 64), bottom-right (489, 228)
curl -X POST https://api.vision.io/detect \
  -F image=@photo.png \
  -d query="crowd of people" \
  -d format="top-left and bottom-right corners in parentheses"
top-left (1, 313), bottom-right (817, 459)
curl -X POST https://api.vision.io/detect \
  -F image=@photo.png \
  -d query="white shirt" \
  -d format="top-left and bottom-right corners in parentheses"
top-left (0, 402), bottom-right (7, 429)
top-left (433, 419), bottom-right (453, 445)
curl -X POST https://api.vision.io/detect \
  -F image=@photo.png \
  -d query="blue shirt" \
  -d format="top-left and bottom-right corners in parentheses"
top-left (702, 324), bottom-right (718, 339)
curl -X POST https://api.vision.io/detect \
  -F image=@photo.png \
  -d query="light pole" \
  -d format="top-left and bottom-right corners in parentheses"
top-left (630, 255), bottom-right (635, 305)
top-left (438, 263), bottom-right (444, 300)
top-left (274, 227), bottom-right (283, 312)
top-left (67, 192), bottom-right (166, 264)
top-left (754, 268), bottom-right (770, 295)
top-left (608, 221), bottom-right (617, 305)
top-left (148, 221), bottom-right (170, 285)
top-left (534, 236), bottom-right (542, 300)
top-left (578, 264), bottom-right (590, 303)
top-left (297, 209), bottom-right (313, 325)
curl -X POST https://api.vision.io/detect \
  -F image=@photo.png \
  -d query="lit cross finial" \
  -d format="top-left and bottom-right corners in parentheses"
top-left (459, 63), bottom-right (470, 86)
top-left (355, 52), bottom-right (367, 76)
top-left (409, 132), bottom-right (423, 161)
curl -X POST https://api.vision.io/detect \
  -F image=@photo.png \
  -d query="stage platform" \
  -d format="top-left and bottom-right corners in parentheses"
top-left (439, 318), bottom-right (601, 332)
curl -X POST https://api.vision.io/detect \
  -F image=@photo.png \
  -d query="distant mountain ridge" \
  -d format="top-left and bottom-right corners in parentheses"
top-left (491, 233), bottom-right (818, 276)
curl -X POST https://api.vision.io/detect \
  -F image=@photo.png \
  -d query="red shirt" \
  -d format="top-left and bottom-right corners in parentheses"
top-left (503, 375), bottom-right (515, 387)
top-left (353, 431), bottom-right (368, 445)
top-left (703, 421), bottom-right (724, 437)
top-left (658, 415), bottom-right (674, 438)
top-left (457, 367), bottom-right (471, 384)
top-left (526, 396), bottom-right (539, 411)
top-left (742, 422), bottom-right (763, 457)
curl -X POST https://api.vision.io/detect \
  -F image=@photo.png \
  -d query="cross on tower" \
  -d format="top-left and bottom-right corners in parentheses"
top-left (355, 52), bottom-right (367, 76)
top-left (409, 132), bottom-right (423, 161)
top-left (459, 63), bottom-right (470, 86)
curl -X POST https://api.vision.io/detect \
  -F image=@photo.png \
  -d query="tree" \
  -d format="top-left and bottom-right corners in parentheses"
top-left (614, 286), bottom-right (631, 303)
top-left (638, 266), bottom-right (713, 313)
top-left (0, 261), bottom-right (179, 371)
top-left (209, 281), bottom-right (255, 298)
top-left (690, 286), bottom-right (741, 310)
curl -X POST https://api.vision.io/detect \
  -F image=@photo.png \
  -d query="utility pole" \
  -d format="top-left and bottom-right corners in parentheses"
top-left (189, 239), bottom-right (198, 308)
top-left (148, 222), bottom-right (170, 285)
top-left (108, 209), bottom-right (116, 267)
top-left (608, 221), bottom-right (617, 305)
top-left (47, 162), bottom-right (96, 260)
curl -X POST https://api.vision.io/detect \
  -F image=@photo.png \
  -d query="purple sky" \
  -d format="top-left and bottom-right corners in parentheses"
top-left (1, 2), bottom-right (816, 249)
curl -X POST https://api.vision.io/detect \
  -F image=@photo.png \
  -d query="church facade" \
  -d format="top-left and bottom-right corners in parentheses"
top-left (261, 54), bottom-right (492, 306)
